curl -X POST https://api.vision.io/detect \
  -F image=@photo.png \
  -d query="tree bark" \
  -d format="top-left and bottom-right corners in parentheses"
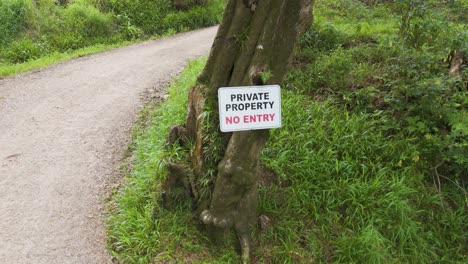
top-left (164, 0), bottom-right (314, 262)
top-left (448, 50), bottom-right (464, 78)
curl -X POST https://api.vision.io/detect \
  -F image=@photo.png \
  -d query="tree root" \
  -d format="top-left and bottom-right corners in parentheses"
top-left (161, 163), bottom-right (197, 209)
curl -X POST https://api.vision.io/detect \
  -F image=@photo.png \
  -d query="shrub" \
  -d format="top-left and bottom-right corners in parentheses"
top-left (48, 32), bottom-right (87, 52)
top-left (299, 23), bottom-right (347, 53)
top-left (29, 0), bottom-right (63, 36)
top-left (63, 0), bottom-right (114, 39)
top-left (163, 1), bottom-right (223, 32)
top-left (115, 13), bottom-right (143, 40)
top-left (260, 91), bottom-right (466, 262)
top-left (0, 0), bottom-right (33, 46)
top-left (4, 37), bottom-right (42, 63)
top-left (290, 0), bottom-right (467, 193)
top-left (105, 0), bottom-right (173, 35)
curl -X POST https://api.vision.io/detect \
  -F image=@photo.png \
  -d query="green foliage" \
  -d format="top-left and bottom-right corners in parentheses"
top-left (288, 0), bottom-right (467, 191)
top-left (106, 0), bottom-right (466, 263)
top-left (163, 0), bottom-right (224, 32)
top-left (107, 58), bottom-right (467, 262)
top-left (3, 37), bottom-right (42, 63)
top-left (0, 40), bottom-right (133, 77)
top-left (107, 59), bottom-right (215, 263)
top-left (300, 23), bottom-right (345, 51)
top-left (0, 0), bottom-right (33, 46)
top-left (63, 0), bottom-right (114, 39)
top-left (0, 0), bottom-right (223, 68)
top-left (260, 92), bottom-right (465, 262)
top-left (105, 0), bottom-right (173, 35)
top-left (114, 13), bottom-right (143, 40)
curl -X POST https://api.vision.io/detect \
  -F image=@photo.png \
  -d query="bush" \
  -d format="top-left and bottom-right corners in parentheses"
top-left (260, 91), bottom-right (466, 262)
top-left (299, 22), bottom-right (347, 53)
top-left (0, 0), bottom-right (33, 46)
top-left (63, 0), bottom-right (114, 39)
top-left (115, 13), bottom-right (143, 40)
top-left (4, 37), bottom-right (42, 63)
top-left (48, 32), bottom-right (87, 52)
top-left (105, 0), bottom-right (173, 35)
top-left (290, 0), bottom-right (467, 196)
top-left (163, 1), bottom-right (223, 32)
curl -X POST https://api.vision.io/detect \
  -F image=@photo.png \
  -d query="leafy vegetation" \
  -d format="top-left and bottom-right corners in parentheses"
top-left (108, 0), bottom-right (466, 263)
top-left (0, 0), bottom-right (223, 76)
top-left (288, 0), bottom-right (467, 194)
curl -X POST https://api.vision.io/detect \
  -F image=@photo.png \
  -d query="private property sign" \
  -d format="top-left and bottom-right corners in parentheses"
top-left (218, 85), bottom-right (282, 132)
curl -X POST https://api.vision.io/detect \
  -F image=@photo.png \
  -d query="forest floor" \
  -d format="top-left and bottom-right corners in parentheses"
top-left (0, 26), bottom-right (217, 264)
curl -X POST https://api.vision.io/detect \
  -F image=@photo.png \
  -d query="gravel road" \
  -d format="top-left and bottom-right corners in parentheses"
top-left (0, 26), bottom-right (217, 264)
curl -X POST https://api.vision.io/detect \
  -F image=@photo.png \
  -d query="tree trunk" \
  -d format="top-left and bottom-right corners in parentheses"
top-left (448, 50), bottom-right (464, 78)
top-left (163, 0), bottom-right (314, 262)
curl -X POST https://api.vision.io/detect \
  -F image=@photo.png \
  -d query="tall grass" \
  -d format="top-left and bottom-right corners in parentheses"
top-left (259, 92), bottom-right (465, 262)
top-left (288, 0), bottom-right (467, 191)
top-left (107, 61), bottom-right (466, 263)
top-left (0, 0), bottom-right (223, 74)
top-left (107, 0), bottom-right (467, 262)
top-left (0, 0), bottom-right (33, 46)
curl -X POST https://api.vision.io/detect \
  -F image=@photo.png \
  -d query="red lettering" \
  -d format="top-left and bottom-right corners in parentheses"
top-left (226, 116), bottom-right (241, 124)
top-left (249, 115), bottom-right (257, 123)
top-left (242, 114), bottom-right (277, 123)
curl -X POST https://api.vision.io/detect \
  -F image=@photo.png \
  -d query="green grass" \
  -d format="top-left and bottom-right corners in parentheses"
top-left (0, 0), bottom-right (223, 78)
top-left (107, 0), bottom-right (467, 263)
top-left (107, 58), bottom-right (227, 263)
top-left (107, 59), bottom-right (466, 263)
top-left (258, 94), bottom-right (465, 263)
top-left (0, 40), bottom-right (134, 77)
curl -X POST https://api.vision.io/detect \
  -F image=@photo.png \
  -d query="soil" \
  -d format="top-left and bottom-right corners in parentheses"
top-left (0, 26), bottom-right (217, 264)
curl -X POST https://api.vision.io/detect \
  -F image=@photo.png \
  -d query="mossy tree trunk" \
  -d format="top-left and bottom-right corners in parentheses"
top-left (164, 0), bottom-right (314, 262)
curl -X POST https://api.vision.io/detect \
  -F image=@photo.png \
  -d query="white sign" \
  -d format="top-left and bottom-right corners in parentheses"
top-left (218, 85), bottom-right (282, 132)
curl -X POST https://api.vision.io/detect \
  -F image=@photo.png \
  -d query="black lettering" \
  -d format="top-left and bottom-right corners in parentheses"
top-left (251, 103), bottom-right (256, 110)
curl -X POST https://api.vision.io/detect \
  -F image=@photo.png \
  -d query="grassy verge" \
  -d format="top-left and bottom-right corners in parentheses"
top-left (107, 58), bottom-right (235, 263)
top-left (0, 40), bottom-right (133, 77)
top-left (107, 0), bottom-right (466, 263)
top-left (107, 61), bottom-right (465, 263)
top-left (0, 28), bottom-right (184, 78)
top-left (0, 0), bottom-right (223, 78)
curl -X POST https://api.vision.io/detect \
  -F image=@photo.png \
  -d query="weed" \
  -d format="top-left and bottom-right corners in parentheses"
top-left (0, 0), bottom-right (224, 75)
top-left (107, 59), bottom-right (216, 263)
top-left (0, 0), bottom-right (33, 46)
top-left (4, 37), bottom-right (41, 63)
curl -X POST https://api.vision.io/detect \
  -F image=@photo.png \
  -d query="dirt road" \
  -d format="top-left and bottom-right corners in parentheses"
top-left (0, 26), bottom-right (217, 264)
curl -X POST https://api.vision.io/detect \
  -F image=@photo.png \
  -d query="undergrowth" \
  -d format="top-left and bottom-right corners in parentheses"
top-left (0, 0), bottom-right (223, 76)
top-left (108, 0), bottom-right (467, 263)
top-left (107, 59), bottom-right (236, 263)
